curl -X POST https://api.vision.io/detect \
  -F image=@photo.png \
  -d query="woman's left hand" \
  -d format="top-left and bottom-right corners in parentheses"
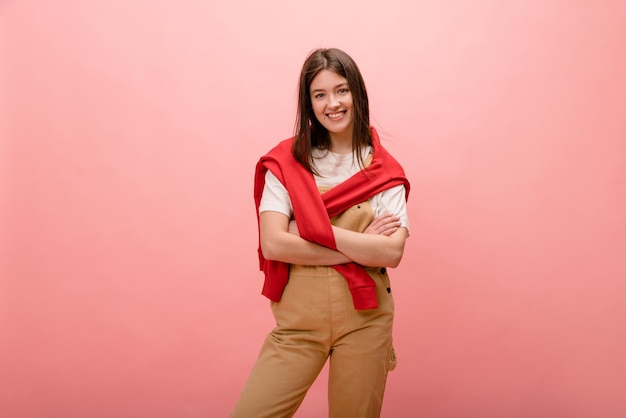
top-left (363, 213), bottom-right (401, 236)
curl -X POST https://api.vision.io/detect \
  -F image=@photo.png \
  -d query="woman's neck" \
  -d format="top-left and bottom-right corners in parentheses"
top-left (329, 132), bottom-right (353, 154)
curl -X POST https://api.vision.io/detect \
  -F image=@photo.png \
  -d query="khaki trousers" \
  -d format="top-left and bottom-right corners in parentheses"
top-left (233, 186), bottom-right (396, 417)
top-left (231, 264), bottom-right (395, 418)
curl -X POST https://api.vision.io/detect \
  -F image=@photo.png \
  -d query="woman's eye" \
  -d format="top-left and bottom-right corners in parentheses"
top-left (314, 93), bottom-right (325, 99)
top-left (338, 88), bottom-right (349, 94)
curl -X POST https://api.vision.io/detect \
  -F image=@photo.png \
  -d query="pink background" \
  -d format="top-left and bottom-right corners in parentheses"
top-left (2, 1), bottom-right (626, 417)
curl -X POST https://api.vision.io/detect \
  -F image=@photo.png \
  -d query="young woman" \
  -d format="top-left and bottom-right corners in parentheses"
top-left (231, 48), bottom-right (410, 418)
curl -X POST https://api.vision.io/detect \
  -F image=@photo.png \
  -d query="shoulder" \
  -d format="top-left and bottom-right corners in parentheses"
top-left (372, 140), bottom-right (404, 171)
top-left (255, 136), bottom-right (300, 187)
top-left (263, 137), bottom-right (295, 161)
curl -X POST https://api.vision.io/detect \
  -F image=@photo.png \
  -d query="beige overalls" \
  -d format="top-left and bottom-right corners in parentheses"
top-left (231, 185), bottom-right (397, 418)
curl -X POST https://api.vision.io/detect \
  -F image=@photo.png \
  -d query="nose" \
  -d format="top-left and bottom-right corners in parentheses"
top-left (328, 96), bottom-right (341, 108)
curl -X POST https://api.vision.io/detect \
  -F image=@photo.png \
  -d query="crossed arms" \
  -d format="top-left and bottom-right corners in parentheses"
top-left (259, 211), bottom-right (408, 268)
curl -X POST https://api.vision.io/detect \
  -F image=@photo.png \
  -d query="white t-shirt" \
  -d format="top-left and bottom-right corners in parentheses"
top-left (259, 146), bottom-right (410, 232)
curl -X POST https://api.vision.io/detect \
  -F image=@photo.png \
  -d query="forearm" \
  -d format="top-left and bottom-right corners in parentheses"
top-left (260, 211), bottom-right (351, 265)
top-left (261, 232), bottom-right (351, 265)
top-left (332, 225), bottom-right (407, 267)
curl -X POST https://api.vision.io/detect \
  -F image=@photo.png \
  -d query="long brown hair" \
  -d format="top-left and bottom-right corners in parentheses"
top-left (292, 48), bottom-right (372, 175)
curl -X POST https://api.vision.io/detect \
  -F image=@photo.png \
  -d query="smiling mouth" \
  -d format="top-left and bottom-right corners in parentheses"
top-left (326, 111), bottom-right (346, 120)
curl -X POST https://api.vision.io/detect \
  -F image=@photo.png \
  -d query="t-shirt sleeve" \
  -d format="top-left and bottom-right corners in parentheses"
top-left (258, 170), bottom-right (293, 217)
top-left (369, 184), bottom-right (410, 234)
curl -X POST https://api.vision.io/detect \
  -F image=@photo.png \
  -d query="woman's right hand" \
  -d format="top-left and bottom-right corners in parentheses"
top-left (363, 213), bottom-right (401, 236)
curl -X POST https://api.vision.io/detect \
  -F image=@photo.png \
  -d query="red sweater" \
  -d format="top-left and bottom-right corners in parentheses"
top-left (254, 128), bottom-right (410, 310)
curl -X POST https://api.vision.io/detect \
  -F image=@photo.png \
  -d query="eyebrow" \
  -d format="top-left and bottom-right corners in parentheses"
top-left (311, 82), bottom-right (348, 93)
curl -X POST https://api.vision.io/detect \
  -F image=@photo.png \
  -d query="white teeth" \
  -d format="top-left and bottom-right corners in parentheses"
top-left (327, 112), bottom-right (344, 119)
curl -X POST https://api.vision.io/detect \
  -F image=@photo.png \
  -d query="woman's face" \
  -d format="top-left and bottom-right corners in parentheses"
top-left (309, 69), bottom-right (354, 142)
